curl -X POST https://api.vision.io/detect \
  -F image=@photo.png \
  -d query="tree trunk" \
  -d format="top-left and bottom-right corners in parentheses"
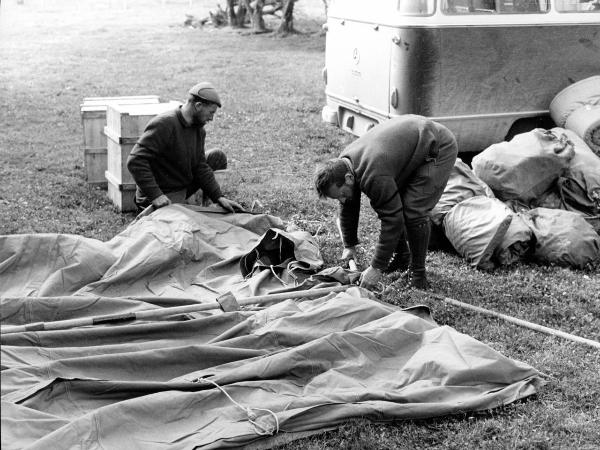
top-left (242, 0), bottom-right (266, 33)
top-left (278, 0), bottom-right (295, 34)
top-left (226, 0), bottom-right (247, 27)
top-left (235, 2), bottom-right (247, 25)
top-left (226, 0), bottom-right (237, 26)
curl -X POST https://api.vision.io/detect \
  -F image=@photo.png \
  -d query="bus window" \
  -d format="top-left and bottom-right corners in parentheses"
top-left (555, 0), bottom-right (600, 11)
top-left (397, 0), bottom-right (435, 15)
top-left (442, 0), bottom-right (549, 13)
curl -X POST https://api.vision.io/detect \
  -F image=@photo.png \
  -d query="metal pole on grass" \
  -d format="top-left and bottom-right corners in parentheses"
top-left (426, 291), bottom-right (600, 350)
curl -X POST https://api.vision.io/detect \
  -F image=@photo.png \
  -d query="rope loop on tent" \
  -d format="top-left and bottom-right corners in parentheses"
top-left (194, 378), bottom-right (280, 436)
top-left (269, 265), bottom-right (288, 286)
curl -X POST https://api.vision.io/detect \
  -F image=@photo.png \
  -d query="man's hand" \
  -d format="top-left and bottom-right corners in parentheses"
top-left (341, 246), bottom-right (357, 261)
top-left (152, 194), bottom-right (171, 209)
top-left (217, 196), bottom-right (243, 213)
top-left (359, 265), bottom-right (382, 290)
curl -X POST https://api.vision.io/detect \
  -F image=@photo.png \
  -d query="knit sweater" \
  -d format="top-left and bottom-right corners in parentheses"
top-left (126, 106), bottom-right (222, 205)
top-left (339, 115), bottom-right (455, 270)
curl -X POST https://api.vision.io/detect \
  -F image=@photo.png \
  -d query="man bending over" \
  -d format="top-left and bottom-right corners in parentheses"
top-left (314, 115), bottom-right (458, 290)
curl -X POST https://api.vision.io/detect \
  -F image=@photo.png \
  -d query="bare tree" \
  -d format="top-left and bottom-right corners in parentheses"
top-left (242, 0), bottom-right (267, 33)
top-left (203, 0), bottom-right (312, 34)
top-left (277, 0), bottom-right (296, 34)
top-left (226, 0), bottom-right (239, 26)
top-left (226, 0), bottom-right (247, 27)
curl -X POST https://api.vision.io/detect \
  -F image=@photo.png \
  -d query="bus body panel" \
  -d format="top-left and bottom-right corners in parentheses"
top-left (322, 2), bottom-right (600, 152)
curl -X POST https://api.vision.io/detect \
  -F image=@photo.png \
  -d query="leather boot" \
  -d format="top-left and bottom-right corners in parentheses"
top-left (384, 234), bottom-right (411, 274)
top-left (406, 220), bottom-right (431, 290)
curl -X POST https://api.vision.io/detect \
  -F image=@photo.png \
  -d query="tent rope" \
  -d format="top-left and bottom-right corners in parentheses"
top-left (196, 378), bottom-right (280, 436)
top-left (269, 265), bottom-right (288, 286)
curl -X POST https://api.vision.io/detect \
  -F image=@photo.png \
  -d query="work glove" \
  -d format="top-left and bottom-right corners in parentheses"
top-left (359, 265), bottom-right (382, 290)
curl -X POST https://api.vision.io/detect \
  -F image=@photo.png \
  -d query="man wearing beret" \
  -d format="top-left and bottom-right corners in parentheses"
top-left (127, 82), bottom-right (242, 213)
top-left (314, 115), bottom-right (458, 290)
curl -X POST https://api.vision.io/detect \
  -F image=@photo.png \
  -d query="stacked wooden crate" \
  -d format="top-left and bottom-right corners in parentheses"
top-left (80, 96), bottom-right (160, 188)
top-left (104, 101), bottom-right (182, 212)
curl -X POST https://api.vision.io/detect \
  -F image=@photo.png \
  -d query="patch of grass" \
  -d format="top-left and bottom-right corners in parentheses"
top-left (1, 1), bottom-right (599, 449)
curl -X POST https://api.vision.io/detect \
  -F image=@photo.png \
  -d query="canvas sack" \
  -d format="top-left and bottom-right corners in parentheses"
top-left (443, 196), bottom-right (513, 270)
top-left (430, 158), bottom-right (494, 226)
top-left (522, 207), bottom-right (600, 269)
top-left (472, 129), bottom-right (574, 204)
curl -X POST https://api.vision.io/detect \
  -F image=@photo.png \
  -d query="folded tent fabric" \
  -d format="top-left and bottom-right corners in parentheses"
top-left (1, 291), bottom-right (545, 450)
top-left (0, 234), bottom-right (117, 298)
top-left (0, 205), bottom-right (316, 301)
top-left (239, 228), bottom-right (323, 279)
top-left (0, 204), bottom-right (547, 448)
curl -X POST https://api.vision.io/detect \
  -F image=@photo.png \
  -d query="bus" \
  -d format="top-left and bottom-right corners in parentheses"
top-left (321, 0), bottom-right (600, 153)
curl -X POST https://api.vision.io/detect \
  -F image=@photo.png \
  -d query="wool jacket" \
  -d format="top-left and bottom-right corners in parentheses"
top-left (127, 106), bottom-right (222, 205)
top-left (339, 115), bottom-right (456, 270)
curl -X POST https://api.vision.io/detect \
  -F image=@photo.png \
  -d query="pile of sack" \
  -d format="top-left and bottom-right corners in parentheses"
top-left (431, 128), bottom-right (600, 270)
top-left (431, 127), bottom-right (600, 270)
top-left (430, 76), bottom-right (600, 271)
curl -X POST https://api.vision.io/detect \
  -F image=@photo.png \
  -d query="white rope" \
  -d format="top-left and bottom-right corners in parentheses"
top-left (270, 265), bottom-right (288, 286)
top-left (194, 378), bottom-right (280, 436)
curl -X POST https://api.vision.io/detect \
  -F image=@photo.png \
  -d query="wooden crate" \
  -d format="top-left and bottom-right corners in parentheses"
top-left (81, 96), bottom-right (160, 148)
top-left (84, 147), bottom-right (110, 189)
top-left (105, 171), bottom-right (137, 213)
top-left (103, 101), bottom-right (182, 212)
top-left (104, 127), bottom-right (137, 185)
top-left (105, 101), bottom-right (181, 139)
top-left (80, 95), bottom-right (160, 187)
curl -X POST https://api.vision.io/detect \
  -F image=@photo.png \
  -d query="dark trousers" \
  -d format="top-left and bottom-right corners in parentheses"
top-left (402, 136), bottom-right (458, 226)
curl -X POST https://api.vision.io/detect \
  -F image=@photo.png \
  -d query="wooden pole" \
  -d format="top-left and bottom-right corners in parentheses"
top-left (426, 291), bottom-right (600, 350)
top-left (0, 285), bottom-right (351, 334)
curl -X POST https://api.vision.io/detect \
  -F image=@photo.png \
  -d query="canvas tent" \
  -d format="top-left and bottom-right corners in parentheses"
top-left (1, 205), bottom-right (544, 449)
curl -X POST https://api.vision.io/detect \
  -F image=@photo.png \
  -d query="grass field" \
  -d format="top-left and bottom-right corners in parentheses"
top-left (1, 0), bottom-right (599, 448)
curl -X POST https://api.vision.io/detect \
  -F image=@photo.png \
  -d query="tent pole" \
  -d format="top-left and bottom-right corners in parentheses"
top-left (425, 291), bottom-right (600, 350)
top-left (0, 285), bottom-right (351, 335)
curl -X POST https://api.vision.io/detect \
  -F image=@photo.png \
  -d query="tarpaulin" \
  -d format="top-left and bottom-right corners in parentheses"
top-left (1, 205), bottom-right (545, 449)
top-left (0, 205), bottom-right (322, 301)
